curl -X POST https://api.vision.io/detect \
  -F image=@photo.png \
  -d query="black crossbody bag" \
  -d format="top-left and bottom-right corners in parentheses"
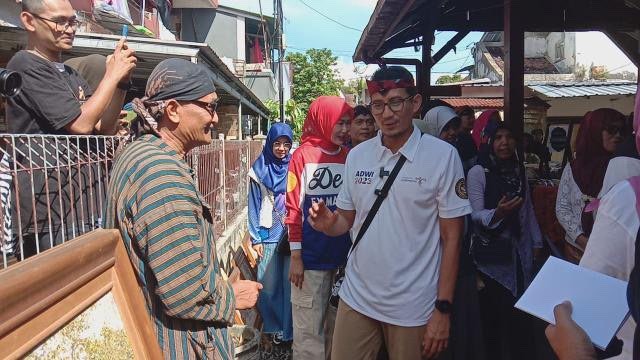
top-left (329, 154), bottom-right (408, 306)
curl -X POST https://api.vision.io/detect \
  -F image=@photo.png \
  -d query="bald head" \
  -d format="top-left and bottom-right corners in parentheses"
top-left (21, 0), bottom-right (46, 13)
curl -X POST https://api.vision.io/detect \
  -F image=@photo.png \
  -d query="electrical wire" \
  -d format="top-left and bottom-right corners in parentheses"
top-left (296, 0), bottom-right (364, 32)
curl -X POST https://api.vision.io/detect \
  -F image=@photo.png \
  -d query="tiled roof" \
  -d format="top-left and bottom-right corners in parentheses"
top-left (486, 47), bottom-right (559, 74)
top-left (441, 98), bottom-right (504, 109)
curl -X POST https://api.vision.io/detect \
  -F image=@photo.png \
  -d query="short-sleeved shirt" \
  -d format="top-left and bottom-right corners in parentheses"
top-left (336, 126), bottom-right (472, 326)
top-left (6, 50), bottom-right (93, 134)
top-left (103, 135), bottom-right (236, 359)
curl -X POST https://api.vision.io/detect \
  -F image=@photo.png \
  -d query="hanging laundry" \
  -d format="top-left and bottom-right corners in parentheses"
top-left (151, 0), bottom-right (176, 32)
top-left (93, 0), bottom-right (133, 24)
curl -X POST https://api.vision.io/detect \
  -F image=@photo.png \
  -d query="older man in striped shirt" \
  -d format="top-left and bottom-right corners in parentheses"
top-left (104, 58), bottom-right (262, 359)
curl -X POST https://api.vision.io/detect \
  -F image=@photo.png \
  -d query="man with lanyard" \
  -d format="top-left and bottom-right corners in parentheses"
top-left (308, 66), bottom-right (472, 359)
top-left (3, 0), bottom-right (136, 259)
top-left (7, 0), bottom-right (136, 135)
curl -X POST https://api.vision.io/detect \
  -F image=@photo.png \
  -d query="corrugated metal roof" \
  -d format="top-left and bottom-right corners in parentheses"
top-left (528, 82), bottom-right (637, 98)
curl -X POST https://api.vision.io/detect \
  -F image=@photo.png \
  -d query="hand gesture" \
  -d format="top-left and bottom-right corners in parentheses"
top-left (422, 311), bottom-right (450, 359)
top-left (308, 200), bottom-right (337, 234)
top-left (252, 244), bottom-right (264, 259)
top-left (545, 301), bottom-right (596, 360)
top-left (232, 279), bottom-right (263, 310)
top-left (105, 38), bottom-right (137, 84)
top-left (494, 195), bottom-right (524, 221)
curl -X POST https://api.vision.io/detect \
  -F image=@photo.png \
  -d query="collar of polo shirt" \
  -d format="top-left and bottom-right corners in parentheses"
top-left (375, 125), bottom-right (422, 162)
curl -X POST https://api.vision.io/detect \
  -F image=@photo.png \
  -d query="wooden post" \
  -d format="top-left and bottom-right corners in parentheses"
top-left (503, 0), bottom-right (525, 144)
top-left (420, 25), bottom-right (434, 116)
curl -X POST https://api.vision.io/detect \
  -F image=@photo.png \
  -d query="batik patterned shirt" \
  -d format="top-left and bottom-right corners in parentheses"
top-left (103, 134), bottom-right (236, 360)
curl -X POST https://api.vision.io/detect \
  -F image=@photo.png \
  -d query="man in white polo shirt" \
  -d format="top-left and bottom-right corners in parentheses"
top-left (309, 66), bottom-right (471, 360)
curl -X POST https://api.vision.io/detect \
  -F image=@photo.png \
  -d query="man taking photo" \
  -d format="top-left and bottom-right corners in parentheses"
top-left (7, 0), bottom-right (136, 135)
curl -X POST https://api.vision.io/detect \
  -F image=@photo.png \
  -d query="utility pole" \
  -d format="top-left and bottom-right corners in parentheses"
top-left (275, 0), bottom-right (285, 123)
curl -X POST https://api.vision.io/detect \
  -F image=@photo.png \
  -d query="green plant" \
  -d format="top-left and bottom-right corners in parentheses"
top-left (435, 74), bottom-right (464, 84)
top-left (286, 48), bottom-right (343, 118)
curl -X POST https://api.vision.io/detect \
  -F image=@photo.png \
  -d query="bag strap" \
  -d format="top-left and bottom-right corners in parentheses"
top-left (348, 154), bottom-right (407, 256)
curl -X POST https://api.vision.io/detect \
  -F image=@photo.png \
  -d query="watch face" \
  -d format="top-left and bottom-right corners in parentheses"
top-left (436, 300), bottom-right (452, 313)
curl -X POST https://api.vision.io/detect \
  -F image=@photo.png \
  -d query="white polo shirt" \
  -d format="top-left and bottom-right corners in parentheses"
top-left (336, 126), bottom-right (472, 326)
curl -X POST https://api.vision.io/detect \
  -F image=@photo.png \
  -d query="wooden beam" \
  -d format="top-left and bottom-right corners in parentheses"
top-left (430, 85), bottom-right (462, 97)
top-left (421, 27), bottom-right (434, 113)
top-left (371, 0), bottom-right (418, 57)
top-left (503, 0), bottom-right (525, 144)
top-left (432, 31), bottom-right (470, 64)
top-left (603, 31), bottom-right (640, 68)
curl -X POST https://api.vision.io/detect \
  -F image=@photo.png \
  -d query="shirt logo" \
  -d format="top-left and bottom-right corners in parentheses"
top-left (309, 167), bottom-right (342, 190)
top-left (455, 178), bottom-right (468, 199)
top-left (354, 170), bottom-right (374, 185)
top-left (287, 171), bottom-right (298, 193)
top-left (400, 176), bottom-right (427, 186)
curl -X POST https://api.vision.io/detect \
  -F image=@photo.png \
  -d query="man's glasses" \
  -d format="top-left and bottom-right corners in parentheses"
top-left (185, 100), bottom-right (218, 115)
top-left (32, 14), bottom-right (82, 32)
top-left (369, 95), bottom-right (415, 116)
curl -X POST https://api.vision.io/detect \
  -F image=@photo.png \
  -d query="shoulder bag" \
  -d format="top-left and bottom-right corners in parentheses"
top-left (329, 154), bottom-right (407, 307)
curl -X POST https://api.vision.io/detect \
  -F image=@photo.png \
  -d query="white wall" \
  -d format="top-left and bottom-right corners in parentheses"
top-left (525, 35), bottom-right (547, 58)
top-left (236, 16), bottom-right (246, 61)
top-left (544, 95), bottom-right (635, 118)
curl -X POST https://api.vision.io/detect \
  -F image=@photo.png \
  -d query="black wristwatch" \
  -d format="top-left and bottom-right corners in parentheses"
top-left (435, 299), bottom-right (453, 314)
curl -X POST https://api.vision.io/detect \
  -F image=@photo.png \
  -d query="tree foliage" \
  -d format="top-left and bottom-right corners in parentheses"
top-left (286, 48), bottom-right (343, 117)
top-left (435, 74), bottom-right (464, 84)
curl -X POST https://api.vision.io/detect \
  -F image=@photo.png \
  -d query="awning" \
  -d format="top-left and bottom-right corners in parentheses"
top-left (0, 27), bottom-right (268, 118)
top-left (528, 81), bottom-right (637, 99)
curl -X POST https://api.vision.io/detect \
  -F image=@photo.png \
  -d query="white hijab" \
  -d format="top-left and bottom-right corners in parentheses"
top-left (422, 106), bottom-right (459, 138)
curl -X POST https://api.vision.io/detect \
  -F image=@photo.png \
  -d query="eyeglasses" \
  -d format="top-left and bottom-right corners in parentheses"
top-left (273, 141), bottom-right (292, 150)
top-left (604, 124), bottom-right (626, 136)
top-left (31, 14), bottom-right (82, 32)
top-left (369, 95), bottom-right (415, 116)
top-left (184, 99), bottom-right (218, 115)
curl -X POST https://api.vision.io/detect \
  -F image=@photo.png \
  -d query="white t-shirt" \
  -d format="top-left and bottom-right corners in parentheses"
top-left (581, 178), bottom-right (640, 360)
top-left (336, 126), bottom-right (472, 326)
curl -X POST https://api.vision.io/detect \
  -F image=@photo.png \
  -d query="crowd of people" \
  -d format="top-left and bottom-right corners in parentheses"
top-left (3, 1), bottom-right (640, 360)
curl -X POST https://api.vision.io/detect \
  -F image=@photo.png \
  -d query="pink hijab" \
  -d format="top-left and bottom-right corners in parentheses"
top-left (471, 110), bottom-right (501, 149)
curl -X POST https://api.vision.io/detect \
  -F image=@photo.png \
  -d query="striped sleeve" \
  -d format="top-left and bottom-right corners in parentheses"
top-left (131, 166), bottom-right (235, 323)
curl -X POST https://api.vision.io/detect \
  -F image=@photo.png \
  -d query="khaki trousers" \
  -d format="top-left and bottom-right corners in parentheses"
top-left (291, 269), bottom-right (336, 360)
top-left (331, 300), bottom-right (427, 360)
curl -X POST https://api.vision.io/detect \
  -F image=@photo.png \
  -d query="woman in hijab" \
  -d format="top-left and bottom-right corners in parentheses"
top-left (423, 105), bottom-right (480, 174)
top-left (248, 122), bottom-right (294, 350)
top-left (556, 108), bottom-right (626, 263)
top-left (467, 118), bottom-right (543, 360)
top-left (285, 96), bottom-right (352, 360)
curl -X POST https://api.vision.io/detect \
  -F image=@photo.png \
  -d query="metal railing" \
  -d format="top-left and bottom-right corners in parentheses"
top-left (1, 134), bottom-right (264, 269)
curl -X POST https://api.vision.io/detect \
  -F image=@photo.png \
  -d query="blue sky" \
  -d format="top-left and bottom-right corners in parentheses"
top-left (281, 0), bottom-right (482, 83)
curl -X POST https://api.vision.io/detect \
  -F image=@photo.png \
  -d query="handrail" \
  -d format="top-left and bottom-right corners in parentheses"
top-left (0, 229), bottom-right (162, 359)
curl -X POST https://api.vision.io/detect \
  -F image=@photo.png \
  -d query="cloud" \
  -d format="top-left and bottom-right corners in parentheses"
top-left (333, 58), bottom-right (378, 82)
top-left (346, 0), bottom-right (378, 8)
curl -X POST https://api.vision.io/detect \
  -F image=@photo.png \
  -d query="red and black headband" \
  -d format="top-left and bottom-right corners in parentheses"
top-left (366, 79), bottom-right (415, 95)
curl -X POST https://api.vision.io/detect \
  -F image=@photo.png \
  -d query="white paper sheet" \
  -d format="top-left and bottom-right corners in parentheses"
top-left (514, 256), bottom-right (630, 350)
